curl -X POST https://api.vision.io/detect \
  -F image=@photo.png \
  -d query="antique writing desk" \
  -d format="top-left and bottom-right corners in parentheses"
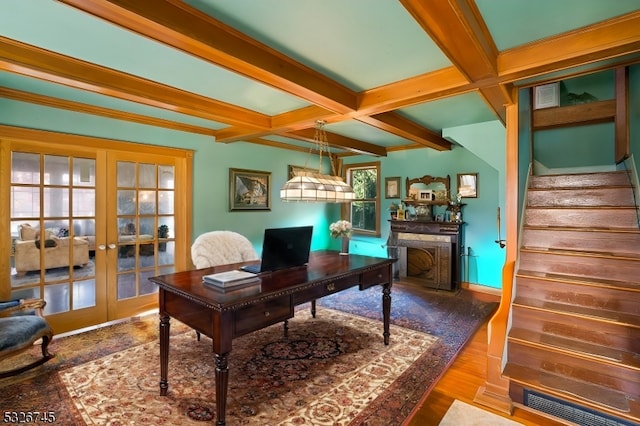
top-left (149, 250), bottom-right (395, 425)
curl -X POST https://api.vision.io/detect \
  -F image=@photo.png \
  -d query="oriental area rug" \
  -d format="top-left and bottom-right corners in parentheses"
top-left (0, 284), bottom-right (498, 425)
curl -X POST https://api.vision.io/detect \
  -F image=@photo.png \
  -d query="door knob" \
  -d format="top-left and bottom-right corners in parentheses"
top-left (98, 244), bottom-right (106, 251)
top-left (108, 243), bottom-right (117, 249)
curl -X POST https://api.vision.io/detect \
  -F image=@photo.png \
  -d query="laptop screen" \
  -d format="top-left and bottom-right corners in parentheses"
top-left (259, 225), bottom-right (313, 272)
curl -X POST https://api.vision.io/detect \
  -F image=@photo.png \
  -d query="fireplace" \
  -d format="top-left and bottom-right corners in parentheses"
top-left (388, 221), bottom-right (463, 291)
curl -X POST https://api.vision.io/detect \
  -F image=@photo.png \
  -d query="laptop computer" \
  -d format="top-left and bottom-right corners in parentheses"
top-left (241, 225), bottom-right (313, 274)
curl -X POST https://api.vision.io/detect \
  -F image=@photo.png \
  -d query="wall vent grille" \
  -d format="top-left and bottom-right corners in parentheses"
top-left (523, 390), bottom-right (636, 426)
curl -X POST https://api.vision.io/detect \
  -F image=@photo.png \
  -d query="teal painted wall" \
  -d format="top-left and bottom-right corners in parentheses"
top-left (0, 98), bottom-right (337, 255)
top-left (343, 119), bottom-right (507, 289)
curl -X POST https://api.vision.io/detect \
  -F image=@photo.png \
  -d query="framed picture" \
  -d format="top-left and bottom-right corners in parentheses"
top-left (418, 189), bottom-right (434, 201)
top-left (229, 168), bottom-right (271, 211)
top-left (533, 82), bottom-right (560, 109)
top-left (457, 173), bottom-right (478, 198)
top-left (385, 176), bottom-right (401, 198)
top-left (288, 164), bottom-right (315, 178)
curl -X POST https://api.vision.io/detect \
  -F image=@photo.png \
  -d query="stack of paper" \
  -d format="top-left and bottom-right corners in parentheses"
top-left (202, 270), bottom-right (260, 289)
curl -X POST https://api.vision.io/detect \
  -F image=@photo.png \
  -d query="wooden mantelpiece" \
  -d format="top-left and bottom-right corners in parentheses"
top-left (388, 220), bottom-right (463, 291)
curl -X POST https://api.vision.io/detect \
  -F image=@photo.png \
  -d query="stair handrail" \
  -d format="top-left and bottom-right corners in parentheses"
top-left (620, 155), bottom-right (640, 229)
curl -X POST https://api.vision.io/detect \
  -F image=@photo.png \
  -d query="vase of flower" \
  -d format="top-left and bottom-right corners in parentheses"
top-left (341, 236), bottom-right (350, 255)
top-left (329, 220), bottom-right (352, 255)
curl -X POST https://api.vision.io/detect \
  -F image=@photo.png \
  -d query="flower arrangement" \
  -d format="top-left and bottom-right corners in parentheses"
top-left (329, 220), bottom-right (352, 239)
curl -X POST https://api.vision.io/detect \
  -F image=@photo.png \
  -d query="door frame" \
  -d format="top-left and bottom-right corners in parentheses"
top-left (1, 125), bottom-right (193, 332)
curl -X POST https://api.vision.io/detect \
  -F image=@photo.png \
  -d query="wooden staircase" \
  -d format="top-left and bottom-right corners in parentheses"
top-left (504, 170), bottom-right (640, 424)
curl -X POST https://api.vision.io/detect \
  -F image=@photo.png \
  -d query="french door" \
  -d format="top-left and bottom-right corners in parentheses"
top-left (3, 131), bottom-right (191, 334)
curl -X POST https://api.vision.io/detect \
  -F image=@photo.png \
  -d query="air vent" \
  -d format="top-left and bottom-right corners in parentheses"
top-left (524, 390), bottom-right (635, 426)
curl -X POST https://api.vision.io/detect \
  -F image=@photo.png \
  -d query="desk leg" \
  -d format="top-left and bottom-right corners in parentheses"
top-left (382, 283), bottom-right (391, 345)
top-left (215, 352), bottom-right (229, 425)
top-left (159, 313), bottom-right (170, 396)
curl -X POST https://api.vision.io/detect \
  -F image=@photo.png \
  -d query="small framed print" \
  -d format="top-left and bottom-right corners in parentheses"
top-left (229, 168), bottom-right (271, 211)
top-left (385, 176), bottom-right (401, 199)
top-left (418, 190), bottom-right (434, 201)
top-left (457, 173), bottom-right (478, 198)
top-left (534, 83), bottom-right (560, 109)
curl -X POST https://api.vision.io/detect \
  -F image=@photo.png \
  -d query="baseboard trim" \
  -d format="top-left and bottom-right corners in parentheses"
top-left (462, 282), bottom-right (502, 297)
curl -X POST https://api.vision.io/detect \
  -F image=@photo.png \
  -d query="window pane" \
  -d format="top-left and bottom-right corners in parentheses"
top-left (44, 155), bottom-right (69, 185)
top-left (117, 161), bottom-right (136, 187)
top-left (11, 152), bottom-right (40, 184)
top-left (44, 283), bottom-right (70, 315)
top-left (351, 201), bottom-right (376, 231)
top-left (73, 279), bottom-right (96, 309)
top-left (11, 186), bottom-right (40, 217)
top-left (138, 190), bottom-right (156, 214)
top-left (73, 188), bottom-right (95, 216)
top-left (44, 187), bottom-right (69, 217)
top-left (139, 163), bottom-right (156, 188)
top-left (352, 168), bottom-right (377, 198)
top-left (158, 191), bottom-right (174, 214)
top-left (72, 158), bottom-right (95, 186)
top-left (158, 165), bottom-right (175, 189)
top-left (117, 190), bottom-right (136, 215)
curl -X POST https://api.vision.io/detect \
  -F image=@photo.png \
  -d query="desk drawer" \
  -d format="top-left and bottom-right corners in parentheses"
top-left (234, 295), bottom-right (292, 337)
top-left (361, 266), bottom-right (390, 289)
top-left (293, 275), bottom-right (359, 305)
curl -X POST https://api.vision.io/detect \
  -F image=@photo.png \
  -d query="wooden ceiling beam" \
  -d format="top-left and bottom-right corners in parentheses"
top-left (59, 0), bottom-right (358, 114)
top-left (400, 0), bottom-right (509, 122)
top-left (283, 128), bottom-right (388, 157)
top-left (0, 36), bottom-right (269, 128)
top-left (357, 112), bottom-right (451, 151)
top-left (0, 87), bottom-right (216, 137)
top-left (498, 11), bottom-right (640, 81)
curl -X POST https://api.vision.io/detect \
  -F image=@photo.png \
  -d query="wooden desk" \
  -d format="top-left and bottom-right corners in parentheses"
top-left (149, 250), bottom-right (395, 425)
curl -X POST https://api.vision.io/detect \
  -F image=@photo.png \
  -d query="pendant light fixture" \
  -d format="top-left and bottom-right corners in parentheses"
top-left (280, 120), bottom-right (355, 203)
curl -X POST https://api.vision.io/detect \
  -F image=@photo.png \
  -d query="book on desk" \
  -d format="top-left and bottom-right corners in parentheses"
top-left (202, 270), bottom-right (260, 289)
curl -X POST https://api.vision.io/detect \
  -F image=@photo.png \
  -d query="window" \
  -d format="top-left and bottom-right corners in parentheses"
top-left (345, 161), bottom-right (380, 236)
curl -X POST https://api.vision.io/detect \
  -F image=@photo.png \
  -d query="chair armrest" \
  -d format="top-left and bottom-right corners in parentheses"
top-left (0, 299), bottom-right (46, 318)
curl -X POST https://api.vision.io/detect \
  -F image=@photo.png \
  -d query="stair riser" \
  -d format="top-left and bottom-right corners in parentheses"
top-left (521, 228), bottom-right (640, 256)
top-left (528, 188), bottom-right (636, 207)
top-left (519, 251), bottom-right (640, 284)
top-left (507, 342), bottom-right (639, 398)
top-left (530, 172), bottom-right (632, 189)
top-left (510, 306), bottom-right (640, 354)
top-left (525, 208), bottom-right (639, 228)
top-left (515, 276), bottom-right (640, 322)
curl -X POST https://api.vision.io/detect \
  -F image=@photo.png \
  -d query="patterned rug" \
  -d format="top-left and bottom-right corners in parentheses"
top-left (0, 284), bottom-right (497, 425)
top-left (61, 308), bottom-right (436, 425)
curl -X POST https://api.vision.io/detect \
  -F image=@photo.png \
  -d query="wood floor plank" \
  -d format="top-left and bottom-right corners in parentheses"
top-left (404, 290), bottom-right (568, 426)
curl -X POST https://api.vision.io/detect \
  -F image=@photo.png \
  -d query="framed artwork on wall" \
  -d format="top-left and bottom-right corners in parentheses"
top-left (229, 168), bottom-right (271, 211)
top-left (457, 173), bottom-right (478, 198)
top-left (288, 164), bottom-right (315, 178)
top-left (385, 176), bottom-right (401, 198)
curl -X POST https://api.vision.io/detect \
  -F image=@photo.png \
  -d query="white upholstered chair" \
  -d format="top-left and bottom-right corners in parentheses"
top-left (190, 231), bottom-right (259, 340)
top-left (191, 230), bottom-right (259, 269)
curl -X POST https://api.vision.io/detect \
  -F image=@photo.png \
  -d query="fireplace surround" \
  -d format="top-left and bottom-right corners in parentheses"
top-left (388, 220), bottom-right (463, 291)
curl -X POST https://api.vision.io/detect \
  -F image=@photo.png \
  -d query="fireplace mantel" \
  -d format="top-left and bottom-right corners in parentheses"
top-left (388, 220), bottom-right (464, 291)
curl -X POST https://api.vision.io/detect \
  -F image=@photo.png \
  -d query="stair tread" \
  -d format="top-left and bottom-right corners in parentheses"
top-left (523, 225), bottom-right (640, 234)
top-left (517, 269), bottom-right (640, 291)
top-left (520, 246), bottom-right (640, 260)
top-left (513, 296), bottom-right (640, 327)
top-left (504, 363), bottom-right (632, 413)
top-left (508, 328), bottom-right (640, 369)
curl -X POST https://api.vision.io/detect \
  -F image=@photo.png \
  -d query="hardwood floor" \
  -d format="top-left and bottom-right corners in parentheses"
top-left (405, 290), bottom-right (568, 426)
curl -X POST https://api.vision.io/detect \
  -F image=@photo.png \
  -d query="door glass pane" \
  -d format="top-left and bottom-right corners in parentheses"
top-left (10, 152), bottom-right (96, 320)
top-left (117, 162), bottom-right (135, 187)
top-left (158, 191), bottom-right (174, 214)
top-left (73, 279), bottom-right (96, 309)
top-left (139, 163), bottom-right (156, 188)
top-left (44, 187), bottom-right (69, 217)
top-left (138, 191), bottom-right (156, 214)
top-left (11, 152), bottom-right (40, 184)
top-left (117, 190), bottom-right (136, 215)
top-left (158, 165), bottom-right (174, 189)
top-left (73, 158), bottom-right (95, 186)
top-left (11, 186), bottom-right (39, 218)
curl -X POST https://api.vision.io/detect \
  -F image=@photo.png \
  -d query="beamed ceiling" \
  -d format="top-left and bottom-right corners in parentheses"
top-left (1, 0), bottom-right (640, 156)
